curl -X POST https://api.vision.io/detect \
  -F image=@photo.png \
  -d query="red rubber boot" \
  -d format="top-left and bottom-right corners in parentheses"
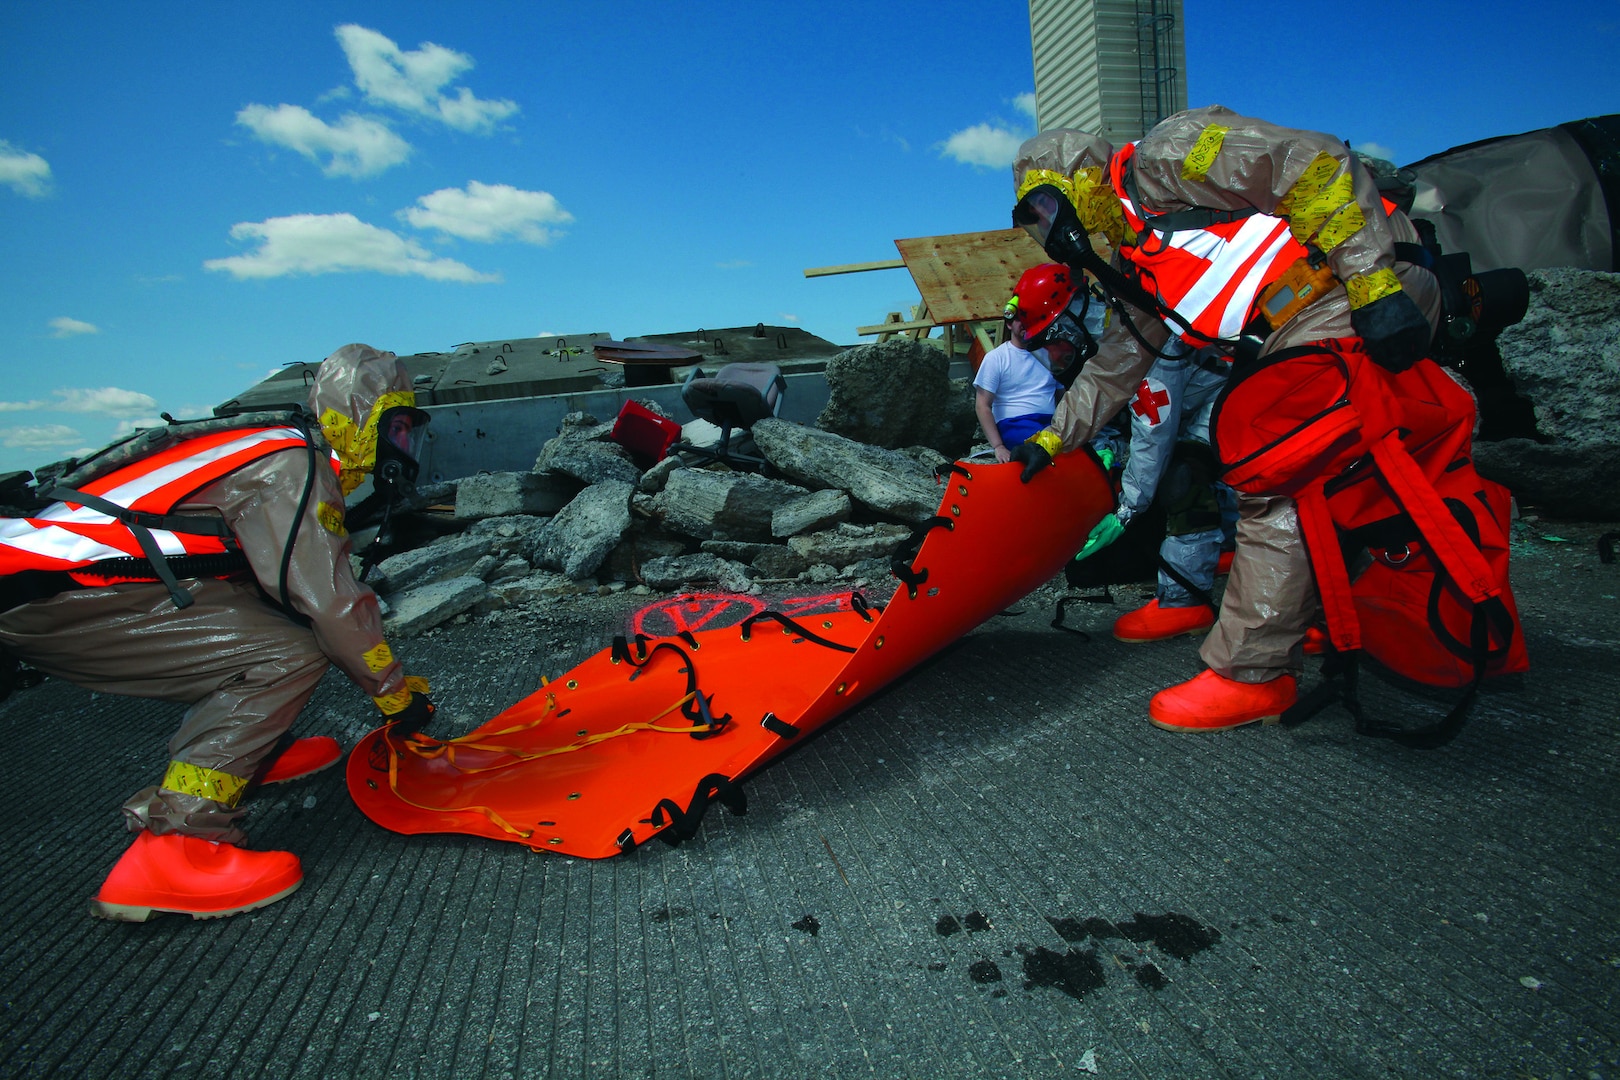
top-left (90, 831), bottom-right (303, 922)
top-left (1302, 626), bottom-right (1328, 656)
top-left (1148, 669), bottom-right (1297, 732)
top-left (259, 736), bottom-right (342, 785)
top-left (1113, 599), bottom-right (1216, 643)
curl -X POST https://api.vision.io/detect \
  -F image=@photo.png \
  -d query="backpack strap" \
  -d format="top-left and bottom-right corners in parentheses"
top-left (1295, 480), bottom-right (1362, 652)
top-left (46, 485), bottom-right (237, 610)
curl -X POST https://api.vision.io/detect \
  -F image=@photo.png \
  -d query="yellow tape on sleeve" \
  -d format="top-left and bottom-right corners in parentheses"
top-left (161, 760), bottom-right (249, 807)
top-left (1180, 124), bottom-right (1229, 182)
top-left (373, 685), bottom-right (413, 715)
top-left (1313, 200), bottom-right (1367, 252)
top-left (316, 501), bottom-right (347, 536)
top-left (362, 642), bottom-right (394, 673)
top-left (1344, 268), bottom-right (1404, 310)
top-left (1030, 429), bottom-right (1064, 458)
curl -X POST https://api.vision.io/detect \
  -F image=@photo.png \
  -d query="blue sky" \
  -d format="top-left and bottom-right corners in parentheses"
top-left (2, 2), bottom-right (1616, 476)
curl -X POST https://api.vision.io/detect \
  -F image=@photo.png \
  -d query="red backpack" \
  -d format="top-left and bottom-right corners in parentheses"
top-left (1211, 343), bottom-right (1527, 747)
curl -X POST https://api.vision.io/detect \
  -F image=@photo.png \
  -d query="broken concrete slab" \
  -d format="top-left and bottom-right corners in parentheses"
top-left (453, 470), bottom-right (577, 521)
top-left (371, 533), bottom-right (497, 596)
top-left (639, 552), bottom-right (757, 592)
top-left (531, 480), bottom-right (635, 581)
top-left (817, 338), bottom-right (975, 456)
top-left (751, 418), bottom-right (942, 525)
top-left (786, 522), bottom-right (912, 568)
top-left (772, 487), bottom-right (853, 538)
top-left (381, 574), bottom-right (490, 636)
top-left (650, 468), bottom-right (806, 543)
top-left (1477, 268), bottom-right (1620, 519)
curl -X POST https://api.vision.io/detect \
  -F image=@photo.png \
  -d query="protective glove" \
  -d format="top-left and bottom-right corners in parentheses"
top-left (1009, 440), bottom-right (1053, 483)
top-left (1350, 289), bottom-right (1431, 372)
top-left (1074, 512), bottom-right (1125, 562)
top-left (386, 692), bottom-right (436, 736)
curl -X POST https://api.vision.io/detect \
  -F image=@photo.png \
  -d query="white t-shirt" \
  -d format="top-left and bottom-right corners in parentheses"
top-left (973, 341), bottom-right (1060, 421)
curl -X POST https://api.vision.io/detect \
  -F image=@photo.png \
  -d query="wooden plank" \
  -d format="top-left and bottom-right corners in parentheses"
top-left (893, 229), bottom-right (1047, 325)
top-left (856, 318), bottom-right (936, 337)
top-left (802, 259), bottom-right (907, 278)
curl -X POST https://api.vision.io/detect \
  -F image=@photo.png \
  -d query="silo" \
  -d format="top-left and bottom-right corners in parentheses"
top-left (1029, 0), bottom-right (1187, 144)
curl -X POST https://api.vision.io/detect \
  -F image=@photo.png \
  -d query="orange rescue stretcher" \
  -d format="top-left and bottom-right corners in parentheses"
top-left (346, 452), bottom-right (1112, 857)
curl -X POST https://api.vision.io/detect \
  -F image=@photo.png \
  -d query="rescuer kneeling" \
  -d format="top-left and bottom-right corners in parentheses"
top-left (0, 344), bottom-right (437, 920)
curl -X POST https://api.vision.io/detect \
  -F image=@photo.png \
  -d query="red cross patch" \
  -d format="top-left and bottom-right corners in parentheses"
top-left (1131, 378), bottom-right (1171, 426)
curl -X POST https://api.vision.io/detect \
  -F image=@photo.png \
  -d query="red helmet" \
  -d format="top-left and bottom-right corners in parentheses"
top-left (1010, 263), bottom-right (1077, 341)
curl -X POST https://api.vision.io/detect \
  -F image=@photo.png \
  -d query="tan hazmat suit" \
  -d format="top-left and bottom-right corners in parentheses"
top-left (1014, 107), bottom-right (1441, 681)
top-left (0, 344), bottom-right (420, 842)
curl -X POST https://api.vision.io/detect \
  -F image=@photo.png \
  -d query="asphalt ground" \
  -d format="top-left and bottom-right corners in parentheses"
top-left (0, 520), bottom-right (1615, 1079)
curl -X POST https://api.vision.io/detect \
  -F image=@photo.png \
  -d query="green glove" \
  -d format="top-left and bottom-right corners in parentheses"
top-left (1075, 512), bottom-right (1125, 562)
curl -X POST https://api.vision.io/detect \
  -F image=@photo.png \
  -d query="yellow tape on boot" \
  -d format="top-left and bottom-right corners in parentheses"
top-left (161, 760), bottom-right (249, 807)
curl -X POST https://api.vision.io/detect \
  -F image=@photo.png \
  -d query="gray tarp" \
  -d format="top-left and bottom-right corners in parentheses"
top-left (1407, 115), bottom-right (1619, 272)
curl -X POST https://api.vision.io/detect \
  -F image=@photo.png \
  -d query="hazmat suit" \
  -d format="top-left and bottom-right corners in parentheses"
top-left (0, 343), bottom-right (434, 919)
top-left (1009, 106), bottom-right (1441, 729)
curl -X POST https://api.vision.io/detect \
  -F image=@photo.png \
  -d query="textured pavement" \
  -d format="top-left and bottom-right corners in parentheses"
top-left (0, 521), bottom-right (1615, 1079)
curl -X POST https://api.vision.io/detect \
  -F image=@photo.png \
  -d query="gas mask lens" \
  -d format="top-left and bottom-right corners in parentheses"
top-left (373, 406), bottom-right (429, 489)
top-left (1013, 188), bottom-right (1062, 247)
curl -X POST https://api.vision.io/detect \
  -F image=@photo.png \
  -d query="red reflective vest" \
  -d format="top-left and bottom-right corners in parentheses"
top-left (0, 425), bottom-right (312, 583)
top-left (1110, 142), bottom-right (1310, 346)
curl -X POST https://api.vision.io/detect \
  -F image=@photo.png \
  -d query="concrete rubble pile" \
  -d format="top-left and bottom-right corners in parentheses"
top-left (372, 340), bottom-right (978, 637)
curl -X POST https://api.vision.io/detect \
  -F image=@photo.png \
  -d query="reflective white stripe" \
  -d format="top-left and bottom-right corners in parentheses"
top-left (90, 427), bottom-right (305, 513)
top-left (0, 521), bottom-right (135, 564)
top-left (0, 425), bottom-right (302, 570)
top-left (1156, 214), bottom-right (1292, 333)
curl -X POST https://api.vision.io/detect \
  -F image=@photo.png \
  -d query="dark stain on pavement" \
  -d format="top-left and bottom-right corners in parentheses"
top-left (1019, 945), bottom-right (1106, 1000)
top-left (791, 914), bottom-right (820, 937)
top-left (968, 959), bottom-right (1003, 983)
top-left (1046, 911), bottom-right (1221, 961)
top-left (1130, 961), bottom-right (1168, 989)
top-left (937, 910), bottom-right (990, 936)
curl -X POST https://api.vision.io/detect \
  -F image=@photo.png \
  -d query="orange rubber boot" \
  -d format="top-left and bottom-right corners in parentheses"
top-left (1302, 626), bottom-right (1328, 656)
top-left (1149, 669), bottom-right (1297, 732)
top-left (90, 831), bottom-right (302, 922)
top-left (260, 736), bottom-right (342, 785)
top-left (1113, 599), bottom-right (1215, 643)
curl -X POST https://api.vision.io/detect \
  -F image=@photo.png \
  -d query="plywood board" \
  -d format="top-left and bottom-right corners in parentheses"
top-left (893, 229), bottom-right (1048, 325)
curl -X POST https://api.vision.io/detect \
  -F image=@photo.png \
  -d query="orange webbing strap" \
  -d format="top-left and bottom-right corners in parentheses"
top-left (384, 738), bottom-right (535, 839)
top-left (379, 687), bottom-right (708, 839)
top-left (1296, 481), bottom-right (1361, 653)
top-left (1368, 432), bottom-right (1500, 603)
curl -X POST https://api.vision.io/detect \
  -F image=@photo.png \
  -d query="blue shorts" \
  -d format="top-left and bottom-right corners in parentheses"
top-left (997, 413), bottom-right (1053, 447)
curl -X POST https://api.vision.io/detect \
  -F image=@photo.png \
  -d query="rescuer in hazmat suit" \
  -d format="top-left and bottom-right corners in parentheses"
top-left (1007, 106), bottom-right (1441, 731)
top-left (0, 343), bottom-right (436, 919)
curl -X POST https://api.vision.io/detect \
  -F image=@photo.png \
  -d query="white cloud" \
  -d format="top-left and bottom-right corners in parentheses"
top-left (236, 103), bottom-right (412, 178)
top-left (1, 424), bottom-right (81, 449)
top-left (941, 123), bottom-right (1026, 169)
top-left (49, 317), bottom-right (99, 338)
top-left (399, 181), bottom-right (573, 244)
top-left (55, 388), bottom-right (159, 415)
top-left (0, 387), bottom-right (158, 416)
top-left (204, 212), bottom-right (498, 282)
top-left (335, 24), bottom-right (518, 133)
top-left (0, 140), bottom-right (52, 197)
top-left (1014, 93), bottom-right (1038, 121)
top-left (112, 417), bottom-right (167, 437)
top-left (1352, 140), bottom-right (1398, 164)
